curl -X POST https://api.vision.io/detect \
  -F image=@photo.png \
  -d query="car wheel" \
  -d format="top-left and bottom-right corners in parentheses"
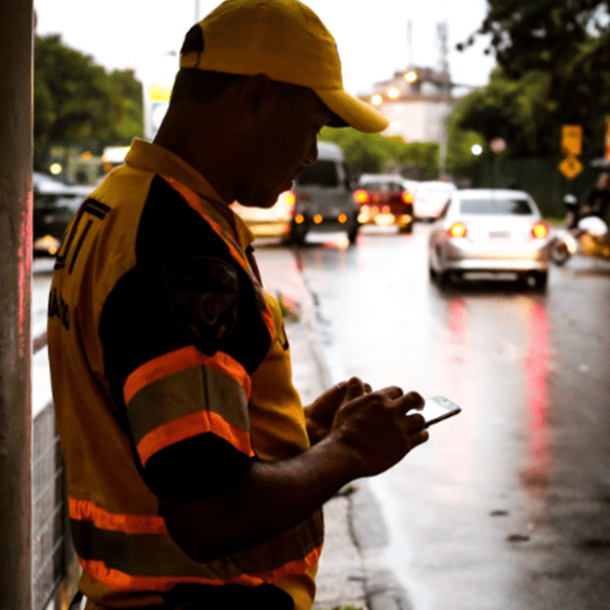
top-left (549, 238), bottom-right (571, 266)
top-left (399, 223), bottom-right (413, 234)
top-left (429, 265), bottom-right (437, 280)
top-left (437, 270), bottom-right (451, 287)
top-left (347, 224), bottom-right (359, 245)
top-left (531, 271), bottom-right (548, 289)
top-left (290, 224), bottom-right (308, 245)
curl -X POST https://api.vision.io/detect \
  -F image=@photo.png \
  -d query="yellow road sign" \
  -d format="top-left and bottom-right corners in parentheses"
top-left (558, 155), bottom-right (583, 179)
top-left (561, 124), bottom-right (583, 156)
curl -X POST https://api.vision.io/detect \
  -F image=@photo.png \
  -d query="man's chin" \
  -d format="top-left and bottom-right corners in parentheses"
top-left (239, 193), bottom-right (280, 209)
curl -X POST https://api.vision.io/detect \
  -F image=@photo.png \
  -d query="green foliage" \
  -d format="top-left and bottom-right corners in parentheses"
top-left (453, 0), bottom-right (610, 160)
top-left (445, 110), bottom-right (485, 178)
top-left (459, 0), bottom-right (609, 77)
top-left (319, 127), bottom-right (438, 178)
top-left (108, 69), bottom-right (144, 144)
top-left (450, 68), bottom-right (553, 158)
top-left (34, 35), bottom-right (143, 168)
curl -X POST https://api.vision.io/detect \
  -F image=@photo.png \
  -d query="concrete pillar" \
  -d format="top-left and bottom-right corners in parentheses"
top-left (0, 0), bottom-right (34, 608)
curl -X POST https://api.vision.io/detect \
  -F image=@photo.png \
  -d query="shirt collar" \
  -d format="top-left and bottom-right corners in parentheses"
top-left (124, 138), bottom-right (255, 249)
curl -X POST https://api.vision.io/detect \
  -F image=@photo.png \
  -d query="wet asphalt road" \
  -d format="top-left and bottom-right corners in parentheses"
top-left (32, 222), bottom-right (610, 610)
top-left (256, 223), bottom-right (610, 610)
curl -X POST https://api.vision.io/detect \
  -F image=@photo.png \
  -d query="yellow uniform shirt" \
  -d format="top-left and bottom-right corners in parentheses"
top-left (48, 139), bottom-right (323, 609)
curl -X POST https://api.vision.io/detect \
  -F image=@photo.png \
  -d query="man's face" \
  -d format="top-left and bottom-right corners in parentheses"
top-left (235, 88), bottom-right (333, 208)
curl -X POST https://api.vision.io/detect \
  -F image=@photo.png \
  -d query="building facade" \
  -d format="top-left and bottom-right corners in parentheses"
top-left (365, 67), bottom-right (455, 144)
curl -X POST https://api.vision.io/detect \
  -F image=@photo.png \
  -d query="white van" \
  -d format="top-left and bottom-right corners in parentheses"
top-left (232, 141), bottom-right (360, 244)
top-left (290, 141), bottom-right (360, 244)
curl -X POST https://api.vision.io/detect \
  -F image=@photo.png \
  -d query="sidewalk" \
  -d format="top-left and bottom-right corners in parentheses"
top-left (256, 247), bottom-right (368, 610)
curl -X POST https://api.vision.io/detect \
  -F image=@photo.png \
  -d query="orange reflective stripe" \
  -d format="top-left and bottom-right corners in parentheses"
top-left (162, 176), bottom-right (275, 342)
top-left (69, 497), bottom-right (168, 535)
top-left (163, 176), bottom-right (248, 271)
top-left (124, 345), bottom-right (251, 405)
top-left (77, 545), bottom-right (322, 592)
top-left (137, 408), bottom-right (254, 466)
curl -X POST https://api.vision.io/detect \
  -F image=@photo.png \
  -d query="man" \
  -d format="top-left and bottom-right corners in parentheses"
top-left (584, 172), bottom-right (610, 222)
top-left (48, 1), bottom-right (429, 609)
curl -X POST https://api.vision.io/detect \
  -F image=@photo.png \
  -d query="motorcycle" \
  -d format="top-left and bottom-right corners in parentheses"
top-left (549, 194), bottom-right (610, 266)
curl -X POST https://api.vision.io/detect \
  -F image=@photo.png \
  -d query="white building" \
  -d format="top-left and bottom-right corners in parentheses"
top-left (365, 67), bottom-right (455, 144)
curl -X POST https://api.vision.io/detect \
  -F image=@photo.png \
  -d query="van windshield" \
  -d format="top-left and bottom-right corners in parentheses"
top-left (298, 161), bottom-right (339, 187)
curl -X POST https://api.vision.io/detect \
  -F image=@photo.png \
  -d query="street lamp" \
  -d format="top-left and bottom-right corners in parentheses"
top-left (471, 144), bottom-right (483, 156)
top-left (387, 87), bottom-right (400, 100)
top-left (370, 94), bottom-right (383, 106)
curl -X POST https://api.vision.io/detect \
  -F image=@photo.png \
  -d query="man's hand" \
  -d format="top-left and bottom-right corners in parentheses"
top-left (329, 377), bottom-right (428, 479)
top-left (161, 376), bottom-right (428, 562)
top-left (305, 377), bottom-right (371, 444)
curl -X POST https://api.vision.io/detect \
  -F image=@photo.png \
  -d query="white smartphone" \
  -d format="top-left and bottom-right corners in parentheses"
top-left (420, 396), bottom-right (461, 428)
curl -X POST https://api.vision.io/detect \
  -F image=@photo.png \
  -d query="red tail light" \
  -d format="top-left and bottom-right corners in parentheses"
top-left (353, 189), bottom-right (370, 204)
top-left (401, 191), bottom-right (413, 204)
top-left (448, 222), bottom-right (467, 238)
top-left (532, 221), bottom-right (548, 238)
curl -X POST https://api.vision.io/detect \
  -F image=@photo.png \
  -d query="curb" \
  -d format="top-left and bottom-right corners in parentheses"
top-left (258, 247), bottom-right (408, 610)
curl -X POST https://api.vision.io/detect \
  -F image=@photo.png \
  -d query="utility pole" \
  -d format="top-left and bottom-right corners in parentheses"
top-left (407, 20), bottom-right (414, 68)
top-left (436, 21), bottom-right (451, 177)
top-left (0, 0), bottom-right (34, 608)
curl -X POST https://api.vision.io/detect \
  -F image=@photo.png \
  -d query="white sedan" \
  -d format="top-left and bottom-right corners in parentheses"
top-left (428, 189), bottom-right (551, 288)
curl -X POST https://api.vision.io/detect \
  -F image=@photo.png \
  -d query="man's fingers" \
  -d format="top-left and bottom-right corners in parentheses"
top-left (395, 391), bottom-right (425, 413)
top-left (343, 377), bottom-right (368, 401)
top-left (405, 412), bottom-right (426, 433)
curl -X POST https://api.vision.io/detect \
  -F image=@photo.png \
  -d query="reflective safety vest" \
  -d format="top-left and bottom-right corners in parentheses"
top-left (48, 139), bottom-right (323, 610)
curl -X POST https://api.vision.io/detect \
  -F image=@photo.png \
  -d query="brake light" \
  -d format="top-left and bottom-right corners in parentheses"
top-left (285, 191), bottom-right (296, 206)
top-left (353, 189), bottom-right (370, 204)
top-left (401, 191), bottom-right (413, 204)
top-left (448, 222), bottom-right (467, 238)
top-left (532, 221), bottom-right (548, 238)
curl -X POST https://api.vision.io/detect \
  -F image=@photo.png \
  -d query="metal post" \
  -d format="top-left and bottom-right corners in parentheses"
top-left (0, 0), bottom-right (34, 608)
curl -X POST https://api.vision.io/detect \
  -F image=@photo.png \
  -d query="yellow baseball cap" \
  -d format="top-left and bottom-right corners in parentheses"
top-left (179, 0), bottom-right (389, 133)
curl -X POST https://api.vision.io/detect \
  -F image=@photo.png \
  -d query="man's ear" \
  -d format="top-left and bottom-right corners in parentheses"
top-left (237, 74), bottom-right (276, 123)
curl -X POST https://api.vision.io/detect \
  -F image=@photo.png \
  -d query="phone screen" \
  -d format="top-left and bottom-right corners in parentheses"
top-left (421, 396), bottom-right (461, 427)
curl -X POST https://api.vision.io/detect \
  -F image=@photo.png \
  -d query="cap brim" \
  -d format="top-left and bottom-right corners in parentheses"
top-left (315, 89), bottom-right (389, 133)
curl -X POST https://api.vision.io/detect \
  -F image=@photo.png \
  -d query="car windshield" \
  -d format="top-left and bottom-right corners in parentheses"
top-left (459, 198), bottom-right (534, 215)
top-left (298, 161), bottom-right (338, 187)
top-left (362, 182), bottom-right (404, 192)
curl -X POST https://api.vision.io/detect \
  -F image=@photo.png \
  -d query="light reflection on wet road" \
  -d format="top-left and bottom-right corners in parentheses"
top-left (288, 224), bottom-right (610, 610)
top-left (32, 222), bottom-right (610, 609)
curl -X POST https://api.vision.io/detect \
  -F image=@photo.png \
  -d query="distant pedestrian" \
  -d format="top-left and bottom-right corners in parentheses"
top-left (47, 1), bottom-right (429, 609)
top-left (584, 172), bottom-right (610, 221)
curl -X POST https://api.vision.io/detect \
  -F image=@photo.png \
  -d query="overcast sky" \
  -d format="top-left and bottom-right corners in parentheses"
top-left (34, 0), bottom-right (496, 96)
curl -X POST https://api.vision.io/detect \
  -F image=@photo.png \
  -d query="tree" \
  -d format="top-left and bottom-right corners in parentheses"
top-left (34, 35), bottom-right (143, 169)
top-left (449, 67), bottom-right (553, 158)
top-left (456, 0), bottom-right (610, 158)
top-left (319, 128), bottom-right (439, 178)
top-left (458, 0), bottom-right (609, 77)
top-left (108, 69), bottom-right (144, 144)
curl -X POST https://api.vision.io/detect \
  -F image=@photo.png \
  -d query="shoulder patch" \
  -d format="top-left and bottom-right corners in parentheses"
top-left (164, 256), bottom-right (239, 355)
